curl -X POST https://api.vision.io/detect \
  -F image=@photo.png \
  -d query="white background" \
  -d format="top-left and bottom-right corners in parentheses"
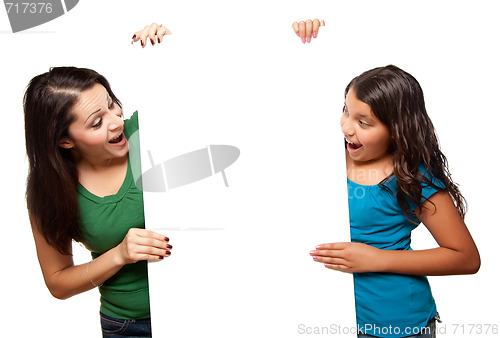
top-left (1, 0), bottom-right (499, 337)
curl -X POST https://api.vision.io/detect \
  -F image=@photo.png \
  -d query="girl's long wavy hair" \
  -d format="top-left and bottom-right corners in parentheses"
top-left (345, 65), bottom-right (466, 220)
top-left (24, 67), bottom-right (121, 255)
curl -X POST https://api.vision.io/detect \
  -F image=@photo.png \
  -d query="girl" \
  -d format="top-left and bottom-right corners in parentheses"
top-left (309, 65), bottom-right (480, 337)
top-left (25, 24), bottom-right (170, 337)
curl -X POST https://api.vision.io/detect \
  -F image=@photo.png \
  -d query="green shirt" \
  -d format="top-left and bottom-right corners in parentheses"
top-left (77, 111), bottom-right (150, 319)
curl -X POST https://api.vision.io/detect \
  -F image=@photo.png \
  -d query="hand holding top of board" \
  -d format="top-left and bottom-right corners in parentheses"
top-left (292, 19), bottom-right (325, 44)
top-left (131, 23), bottom-right (172, 47)
top-left (131, 20), bottom-right (324, 47)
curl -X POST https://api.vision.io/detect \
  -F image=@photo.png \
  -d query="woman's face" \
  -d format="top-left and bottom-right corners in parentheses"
top-left (340, 88), bottom-right (391, 164)
top-left (59, 83), bottom-right (128, 164)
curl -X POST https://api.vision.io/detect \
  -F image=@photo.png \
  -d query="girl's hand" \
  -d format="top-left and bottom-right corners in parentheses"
top-left (131, 23), bottom-right (172, 47)
top-left (292, 19), bottom-right (325, 43)
top-left (310, 242), bottom-right (383, 273)
top-left (116, 228), bottom-right (172, 265)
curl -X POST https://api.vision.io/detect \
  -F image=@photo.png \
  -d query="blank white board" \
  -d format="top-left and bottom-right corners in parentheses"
top-left (137, 1), bottom-right (356, 336)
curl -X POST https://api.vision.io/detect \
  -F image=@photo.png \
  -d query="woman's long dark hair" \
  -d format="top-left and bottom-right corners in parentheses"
top-left (24, 67), bottom-right (121, 254)
top-left (345, 65), bottom-right (466, 220)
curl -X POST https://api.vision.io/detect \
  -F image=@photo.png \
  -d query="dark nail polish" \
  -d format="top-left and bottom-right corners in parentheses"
top-left (159, 256), bottom-right (164, 260)
top-left (165, 237), bottom-right (169, 242)
top-left (166, 250), bottom-right (171, 255)
top-left (167, 244), bottom-right (173, 249)
top-left (132, 34), bottom-right (136, 39)
top-left (150, 38), bottom-right (155, 45)
top-left (141, 40), bottom-right (144, 47)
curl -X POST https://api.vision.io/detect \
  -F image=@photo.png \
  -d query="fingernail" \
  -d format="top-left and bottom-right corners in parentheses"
top-left (322, 20), bottom-right (325, 26)
top-left (141, 40), bottom-right (144, 47)
top-left (316, 245), bottom-right (321, 249)
top-left (132, 34), bottom-right (136, 39)
top-left (165, 237), bottom-right (169, 242)
top-left (167, 244), bottom-right (173, 249)
top-left (313, 256), bottom-right (318, 260)
top-left (302, 37), bottom-right (306, 43)
top-left (166, 250), bottom-right (171, 255)
top-left (159, 256), bottom-right (164, 260)
top-left (158, 38), bottom-right (161, 44)
top-left (313, 32), bottom-right (317, 38)
top-left (297, 32), bottom-right (300, 37)
top-left (309, 251), bottom-right (315, 255)
top-left (307, 37), bottom-right (311, 43)
top-left (150, 38), bottom-right (155, 46)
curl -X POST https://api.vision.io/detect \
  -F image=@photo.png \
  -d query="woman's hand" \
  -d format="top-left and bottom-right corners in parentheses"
top-left (292, 19), bottom-right (325, 44)
top-left (131, 23), bottom-right (172, 47)
top-left (115, 228), bottom-right (172, 265)
top-left (310, 242), bottom-right (383, 273)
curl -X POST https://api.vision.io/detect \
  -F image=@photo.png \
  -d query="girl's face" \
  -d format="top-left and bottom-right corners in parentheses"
top-left (340, 89), bottom-right (391, 164)
top-left (59, 83), bottom-right (128, 164)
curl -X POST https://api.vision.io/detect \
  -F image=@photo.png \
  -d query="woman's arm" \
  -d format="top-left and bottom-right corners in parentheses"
top-left (30, 213), bottom-right (171, 300)
top-left (310, 191), bottom-right (480, 275)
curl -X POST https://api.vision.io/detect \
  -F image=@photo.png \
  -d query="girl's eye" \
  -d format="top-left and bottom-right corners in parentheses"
top-left (343, 106), bottom-right (349, 115)
top-left (109, 100), bottom-right (115, 109)
top-left (92, 117), bottom-right (103, 128)
top-left (359, 121), bottom-right (369, 127)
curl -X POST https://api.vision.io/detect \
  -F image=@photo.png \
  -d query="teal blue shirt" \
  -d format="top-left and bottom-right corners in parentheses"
top-left (349, 166), bottom-right (443, 337)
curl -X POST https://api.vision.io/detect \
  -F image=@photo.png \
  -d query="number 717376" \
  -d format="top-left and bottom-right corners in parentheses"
top-left (5, 2), bottom-right (53, 14)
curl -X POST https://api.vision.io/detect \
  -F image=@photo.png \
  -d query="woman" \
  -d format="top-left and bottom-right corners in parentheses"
top-left (25, 24), bottom-right (170, 338)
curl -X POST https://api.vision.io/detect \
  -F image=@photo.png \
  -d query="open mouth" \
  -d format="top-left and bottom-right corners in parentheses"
top-left (345, 139), bottom-right (362, 151)
top-left (109, 133), bottom-right (124, 144)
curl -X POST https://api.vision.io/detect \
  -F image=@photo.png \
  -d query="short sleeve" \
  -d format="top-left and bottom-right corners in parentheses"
top-left (408, 164), bottom-right (446, 211)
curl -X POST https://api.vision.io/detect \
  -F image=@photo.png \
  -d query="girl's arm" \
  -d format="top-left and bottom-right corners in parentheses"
top-left (310, 191), bottom-right (480, 275)
top-left (381, 191), bottom-right (480, 275)
top-left (30, 213), bottom-right (171, 300)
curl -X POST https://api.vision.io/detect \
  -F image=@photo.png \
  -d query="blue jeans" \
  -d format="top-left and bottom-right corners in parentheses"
top-left (100, 312), bottom-right (152, 337)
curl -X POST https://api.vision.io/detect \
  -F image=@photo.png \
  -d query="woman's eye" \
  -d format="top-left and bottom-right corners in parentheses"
top-left (343, 106), bottom-right (349, 115)
top-left (109, 101), bottom-right (115, 109)
top-left (359, 121), bottom-right (369, 127)
top-left (92, 118), bottom-right (103, 128)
